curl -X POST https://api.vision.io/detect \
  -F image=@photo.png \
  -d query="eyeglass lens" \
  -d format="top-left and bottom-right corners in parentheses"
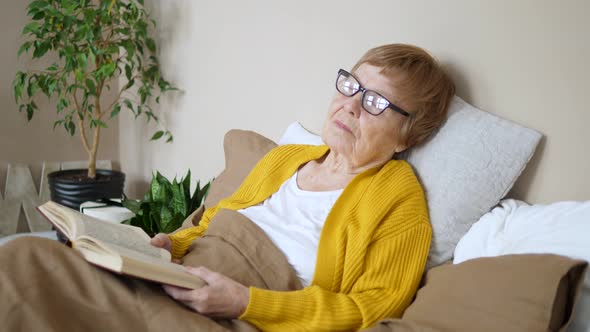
top-left (336, 71), bottom-right (391, 115)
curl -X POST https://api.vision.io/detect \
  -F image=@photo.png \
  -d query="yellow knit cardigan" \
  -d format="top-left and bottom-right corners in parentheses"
top-left (169, 144), bottom-right (431, 331)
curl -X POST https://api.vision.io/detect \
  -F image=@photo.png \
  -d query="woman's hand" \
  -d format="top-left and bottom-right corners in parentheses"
top-left (163, 266), bottom-right (250, 319)
top-left (150, 233), bottom-right (172, 252)
top-left (151, 233), bottom-right (183, 263)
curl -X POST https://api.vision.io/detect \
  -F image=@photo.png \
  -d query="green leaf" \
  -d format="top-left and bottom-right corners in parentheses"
top-left (125, 64), bottom-right (132, 80)
top-left (63, 2), bottom-right (78, 15)
top-left (67, 121), bottom-right (76, 136)
top-left (27, 79), bottom-right (40, 97)
top-left (150, 174), bottom-right (166, 202)
top-left (182, 170), bottom-right (191, 192)
top-left (26, 103), bottom-right (35, 121)
top-left (53, 120), bottom-right (64, 130)
top-left (28, 0), bottom-right (49, 10)
top-left (150, 176), bottom-right (160, 200)
top-left (14, 82), bottom-right (23, 103)
top-left (78, 53), bottom-right (88, 70)
top-left (88, 48), bottom-right (96, 67)
top-left (146, 38), bottom-right (156, 52)
top-left (110, 104), bottom-right (121, 118)
top-left (157, 171), bottom-right (172, 187)
top-left (97, 62), bottom-right (116, 78)
top-left (22, 22), bottom-right (40, 35)
top-left (150, 130), bottom-right (164, 141)
top-left (32, 42), bottom-right (50, 58)
top-left (105, 45), bottom-right (120, 54)
top-left (148, 211), bottom-right (158, 236)
top-left (122, 39), bottom-right (135, 59)
top-left (122, 199), bottom-right (142, 214)
top-left (140, 89), bottom-right (147, 104)
top-left (171, 183), bottom-right (187, 216)
top-left (85, 78), bottom-right (96, 95)
top-left (159, 206), bottom-right (172, 232)
top-left (165, 215), bottom-right (183, 234)
top-left (32, 11), bottom-right (45, 20)
top-left (123, 99), bottom-right (133, 110)
top-left (57, 98), bottom-right (68, 113)
top-left (192, 180), bottom-right (211, 210)
top-left (13, 72), bottom-right (26, 102)
top-left (46, 79), bottom-right (57, 96)
top-left (75, 69), bottom-right (84, 82)
top-left (95, 120), bottom-right (108, 128)
top-left (17, 41), bottom-right (32, 57)
top-left (124, 78), bottom-right (135, 90)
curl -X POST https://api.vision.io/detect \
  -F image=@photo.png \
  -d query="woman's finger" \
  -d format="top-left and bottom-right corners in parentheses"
top-left (162, 284), bottom-right (195, 302)
top-left (184, 266), bottom-right (217, 284)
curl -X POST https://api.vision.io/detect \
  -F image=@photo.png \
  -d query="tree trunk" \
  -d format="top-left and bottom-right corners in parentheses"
top-left (87, 150), bottom-right (97, 179)
top-left (87, 126), bottom-right (101, 179)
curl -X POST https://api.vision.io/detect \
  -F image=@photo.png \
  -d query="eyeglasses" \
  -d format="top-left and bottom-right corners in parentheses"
top-left (335, 69), bottom-right (410, 117)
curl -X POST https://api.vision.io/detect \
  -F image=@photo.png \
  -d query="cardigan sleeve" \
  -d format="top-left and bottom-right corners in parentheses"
top-left (239, 221), bottom-right (432, 331)
top-left (168, 223), bottom-right (207, 259)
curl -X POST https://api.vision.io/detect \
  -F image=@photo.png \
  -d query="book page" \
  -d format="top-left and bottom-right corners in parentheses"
top-left (75, 237), bottom-right (205, 289)
top-left (37, 201), bottom-right (81, 239)
top-left (38, 201), bottom-right (170, 261)
top-left (79, 217), bottom-right (169, 260)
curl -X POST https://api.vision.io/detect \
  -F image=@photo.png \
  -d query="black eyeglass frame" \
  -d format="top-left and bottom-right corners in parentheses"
top-left (335, 69), bottom-right (410, 117)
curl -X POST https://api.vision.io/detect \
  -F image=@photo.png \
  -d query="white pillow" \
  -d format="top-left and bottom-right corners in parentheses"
top-left (454, 199), bottom-right (590, 332)
top-left (402, 96), bottom-right (542, 267)
top-left (279, 97), bottom-right (542, 268)
top-left (277, 122), bottom-right (324, 146)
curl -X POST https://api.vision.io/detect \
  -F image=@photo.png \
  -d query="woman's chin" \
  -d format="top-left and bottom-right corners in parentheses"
top-left (324, 137), bottom-right (352, 155)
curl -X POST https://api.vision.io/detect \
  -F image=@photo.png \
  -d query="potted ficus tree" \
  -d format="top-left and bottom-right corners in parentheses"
top-left (13, 0), bottom-right (176, 209)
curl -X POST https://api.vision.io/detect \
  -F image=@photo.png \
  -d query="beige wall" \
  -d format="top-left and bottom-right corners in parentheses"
top-left (0, 0), bottom-right (119, 190)
top-left (121, 0), bottom-right (589, 203)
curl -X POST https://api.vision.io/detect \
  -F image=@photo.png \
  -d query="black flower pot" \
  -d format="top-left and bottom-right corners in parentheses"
top-left (48, 169), bottom-right (125, 210)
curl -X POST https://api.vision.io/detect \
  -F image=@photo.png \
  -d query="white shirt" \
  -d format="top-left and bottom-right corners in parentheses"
top-left (238, 172), bottom-right (343, 287)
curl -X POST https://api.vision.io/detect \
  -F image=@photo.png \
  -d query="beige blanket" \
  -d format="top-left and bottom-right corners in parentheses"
top-left (0, 209), bottom-right (302, 331)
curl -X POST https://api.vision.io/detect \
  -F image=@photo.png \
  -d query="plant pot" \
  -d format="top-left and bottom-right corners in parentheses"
top-left (48, 169), bottom-right (125, 210)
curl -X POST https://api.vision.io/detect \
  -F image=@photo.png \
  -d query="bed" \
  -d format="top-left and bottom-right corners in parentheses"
top-left (1, 96), bottom-right (588, 331)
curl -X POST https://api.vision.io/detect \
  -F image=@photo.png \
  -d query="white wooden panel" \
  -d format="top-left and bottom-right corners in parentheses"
top-left (5, 164), bottom-right (50, 232)
top-left (0, 198), bottom-right (20, 237)
top-left (60, 160), bottom-right (112, 170)
top-left (60, 160), bottom-right (87, 170)
top-left (0, 160), bottom-right (114, 237)
top-left (96, 160), bottom-right (113, 170)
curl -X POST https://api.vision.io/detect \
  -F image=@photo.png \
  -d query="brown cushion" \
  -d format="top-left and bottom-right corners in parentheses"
top-left (203, 129), bottom-right (277, 208)
top-left (177, 130), bottom-right (276, 230)
top-left (366, 254), bottom-right (587, 332)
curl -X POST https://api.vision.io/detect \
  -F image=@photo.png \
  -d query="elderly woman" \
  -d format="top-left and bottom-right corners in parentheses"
top-left (0, 44), bottom-right (454, 331)
top-left (153, 43), bottom-right (455, 330)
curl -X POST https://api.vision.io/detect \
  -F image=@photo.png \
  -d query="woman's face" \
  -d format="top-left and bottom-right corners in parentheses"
top-left (322, 63), bottom-right (408, 167)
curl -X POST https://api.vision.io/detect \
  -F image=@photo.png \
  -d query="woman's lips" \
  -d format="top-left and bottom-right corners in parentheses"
top-left (334, 120), bottom-right (353, 134)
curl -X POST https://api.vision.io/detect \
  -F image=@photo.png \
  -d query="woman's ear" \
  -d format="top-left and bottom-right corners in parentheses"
top-left (394, 143), bottom-right (408, 153)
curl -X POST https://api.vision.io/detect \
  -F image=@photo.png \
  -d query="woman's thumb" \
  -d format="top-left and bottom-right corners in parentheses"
top-left (151, 233), bottom-right (167, 246)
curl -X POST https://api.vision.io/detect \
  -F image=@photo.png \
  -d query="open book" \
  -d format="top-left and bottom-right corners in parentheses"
top-left (37, 201), bottom-right (206, 289)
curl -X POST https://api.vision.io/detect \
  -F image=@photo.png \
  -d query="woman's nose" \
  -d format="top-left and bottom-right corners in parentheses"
top-left (344, 94), bottom-right (363, 118)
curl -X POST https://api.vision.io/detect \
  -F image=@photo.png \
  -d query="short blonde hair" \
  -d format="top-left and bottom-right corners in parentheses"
top-left (352, 44), bottom-right (455, 149)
